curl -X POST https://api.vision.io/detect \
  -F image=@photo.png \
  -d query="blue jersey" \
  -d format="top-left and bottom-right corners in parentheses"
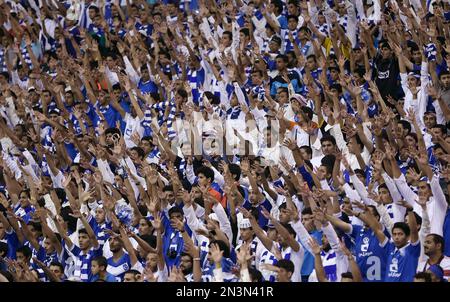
top-left (107, 253), bottom-right (131, 281)
top-left (383, 240), bottom-right (421, 282)
top-left (66, 243), bottom-right (103, 282)
top-left (444, 209), bottom-right (450, 257)
top-left (349, 224), bottom-right (389, 282)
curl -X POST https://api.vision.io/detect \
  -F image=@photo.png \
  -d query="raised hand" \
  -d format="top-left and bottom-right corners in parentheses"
top-left (308, 237), bottom-right (321, 255)
top-left (210, 243), bottom-right (224, 264)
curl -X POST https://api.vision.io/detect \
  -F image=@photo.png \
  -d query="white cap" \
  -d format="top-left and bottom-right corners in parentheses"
top-left (239, 218), bottom-right (252, 229)
top-left (65, 85), bottom-right (72, 92)
top-left (27, 86), bottom-right (36, 92)
top-left (208, 213), bottom-right (219, 223)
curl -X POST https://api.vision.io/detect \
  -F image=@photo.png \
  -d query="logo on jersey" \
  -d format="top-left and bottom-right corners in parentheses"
top-left (389, 258), bottom-right (398, 273)
top-left (123, 263), bottom-right (129, 271)
top-left (360, 237), bottom-right (369, 252)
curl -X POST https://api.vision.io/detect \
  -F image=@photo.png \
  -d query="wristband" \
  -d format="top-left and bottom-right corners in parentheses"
top-left (193, 258), bottom-right (201, 261)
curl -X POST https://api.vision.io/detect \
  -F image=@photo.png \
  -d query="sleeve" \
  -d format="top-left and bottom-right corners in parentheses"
top-left (122, 56), bottom-right (141, 85)
top-left (329, 124), bottom-right (349, 155)
top-left (400, 73), bottom-right (409, 93)
top-left (418, 205), bottom-right (431, 263)
top-left (97, 159), bottom-right (116, 184)
top-left (182, 204), bottom-right (208, 240)
top-left (210, 165), bottom-right (225, 188)
top-left (4, 97), bottom-right (20, 127)
top-left (291, 219), bottom-right (313, 254)
top-left (342, 183), bottom-right (362, 202)
top-left (212, 203), bottom-right (233, 245)
top-left (376, 204), bottom-right (394, 237)
top-left (185, 163), bottom-right (197, 184)
top-left (394, 174), bottom-right (419, 208)
top-left (429, 176), bottom-right (447, 236)
top-left (233, 82), bottom-right (248, 108)
top-left (349, 174), bottom-right (377, 206)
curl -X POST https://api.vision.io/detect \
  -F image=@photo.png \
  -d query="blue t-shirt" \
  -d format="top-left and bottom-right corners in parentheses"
top-left (444, 209), bottom-right (450, 257)
top-left (349, 225), bottom-right (389, 282)
top-left (383, 240), bottom-right (421, 282)
top-left (107, 253), bottom-right (131, 281)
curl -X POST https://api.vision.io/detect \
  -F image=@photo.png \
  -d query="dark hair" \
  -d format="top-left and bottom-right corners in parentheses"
top-left (105, 127), bottom-right (121, 137)
top-left (168, 207), bottom-right (184, 218)
top-left (427, 234), bottom-right (445, 253)
top-left (240, 28), bottom-right (250, 37)
top-left (439, 70), bottom-right (450, 79)
top-left (248, 267), bottom-right (264, 282)
top-left (287, 14), bottom-right (298, 22)
top-left (300, 145), bottom-right (313, 156)
top-left (392, 222), bottom-right (411, 237)
top-left (414, 272), bottom-right (432, 282)
top-left (196, 166), bottom-right (214, 183)
top-left (320, 135), bottom-right (337, 146)
top-left (276, 259), bottom-right (295, 274)
top-left (16, 245), bottom-right (32, 260)
top-left (209, 240), bottom-right (230, 259)
top-left (0, 242), bottom-right (8, 257)
top-left (124, 269), bottom-right (141, 277)
top-left (130, 146), bottom-right (145, 160)
top-left (321, 154), bottom-right (336, 175)
top-left (341, 272), bottom-right (353, 279)
top-left (398, 120), bottom-right (412, 134)
top-left (228, 164), bottom-right (241, 181)
top-left (275, 54), bottom-right (289, 63)
top-left (302, 207), bottom-right (312, 216)
top-left (223, 31), bottom-right (232, 40)
top-left (78, 228), bottom-right (89, 237)
top-left (49, 261), bottom-right (64, 272)
top-left (139, 234), bottom-right (157, 249)
top-left (163, 185), bottom-right (174, 193)
top-left (92, 256), bottom-right (108, 270)
top-left (280, 222), bottom-right (296, 236)
top-left (28, 221), bottom-right (42, 234)
top-left (431, 124), bottom-right (447, 135)
top-left (301, 106), bottom-right (314, 120)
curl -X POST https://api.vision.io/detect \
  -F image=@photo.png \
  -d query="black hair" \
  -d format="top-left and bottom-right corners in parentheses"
top-left (302, 207), bottom-right (312, 216)
top-left (223, 31), bottom-right (232, 40)
top-left (300, 145), bottom-right (313, 157)
top-left (287, 15), bottom-right (298, 22)
top-left (320, 135), bottom-right (337, 146)
top-left (398, 120), bottom-right (412, 134)
top-left (392, 222), bottom-right (411, 237)
top-left (275, 54), bottom-right (289, 63)
top-left (112, 83), bottom-right (121, 91)
top-left (163, 185), bottom-right (174, 192)
top-left (228, 164), bottom-right (241, 181)
top-left (78, 228), bottom-right (89, 237)
top-left (248, 267), bottom-right (264, 282)
top-left (176, 89), bottom-right (188, 100)
top-left (209, 240), bottom-right (230, 259)
top-left (431, 124), bottom-right (447, 135)
top-left (276, 259), bottom-right (295, 274)
top-left (330, 83), bottom-right (343, 94)
top-left (105, 127), bottom-right (121, 137)
top-left (92, 256), bottom-right (108, 270)
top-left (426, 234), bottom-right (445, 253)
top-left (280, 222), bottom-right (296, 236)
top-left (439, 70), bottom-right (450, 79)
top-left (16, 245), bottom-right (32, 260)
top-left (49, 261), bottom-right (64, 272)
top-left (301, 106), bottom-right (314, 120)
top-left (130, 146), bottom-right (145, 160)
top-left (139, 234), bottom-right (157, 249)
top-left (124, 269), bottom-right (141, 278)
top-left (341, 272), bottom-right (354, 279)
top-left (414, 272), bottom-right (432, 282)
top-left (239, 28), bottom-right (250, 37)
top-left (0, 242), bottom-right (8, 257)
top-left (196, 166), bottom-right (214, 183)
top-left (168, 207), bottom-right (184, 218)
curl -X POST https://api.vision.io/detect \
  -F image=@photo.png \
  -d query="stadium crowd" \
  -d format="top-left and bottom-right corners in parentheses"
top-left (0, 0), bottom-right (449, 283)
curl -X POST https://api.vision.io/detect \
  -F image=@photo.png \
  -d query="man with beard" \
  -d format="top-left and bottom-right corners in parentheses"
top-left (417, 234), bottom-right (450, 281)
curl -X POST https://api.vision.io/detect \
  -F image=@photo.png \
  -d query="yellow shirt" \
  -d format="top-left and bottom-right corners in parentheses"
top-left (322, 37), bottom-right (351, 59)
